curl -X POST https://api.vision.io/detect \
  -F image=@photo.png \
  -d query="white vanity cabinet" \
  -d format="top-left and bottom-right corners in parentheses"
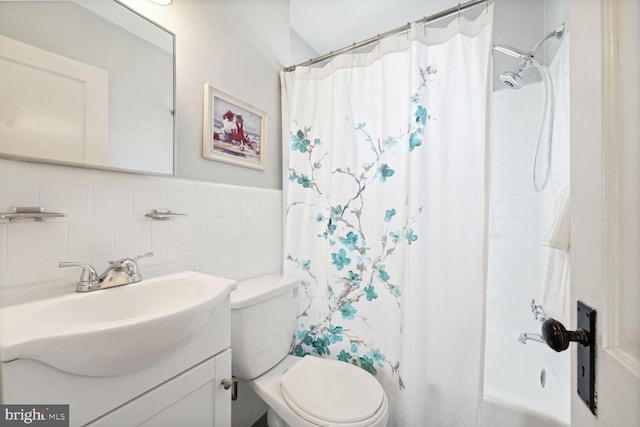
top-left (87, 350), bottom-right (231, 427)
top-left (0, 293), bottom-right (234, 427)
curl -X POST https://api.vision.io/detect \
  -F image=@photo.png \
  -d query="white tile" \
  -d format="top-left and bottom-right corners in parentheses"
top-left (201, 266), bottom-right (229, 278)
top-left (114, 220), bottom-right (152, 253)
top-left (216, 241), bottom-right (238, 266)
top-left (7, 222), bottom-right (67, 265)
top-left (194, 244), bottom-right (218, 271)
top-left (0, 224), bottom-right (7, 267)
top-left (217, 194), bottom-right (243, 218)
top-left (40, 181), bottom-right (92, 220)
top-left (0, 179), bottom-right (39, 209)
top-left (67, 220), bottom-right (114, 258)
top-left (0, 159), bottom-right (34, 180)
top-left (217, 194), bottom-right (239, 218)
top-left (157, 176), bottom-right (196, 193)
top-left (151, 220), bottom-right (181, 249)
top-left (265, 237), bottom-right (282, 257)
top-left (244, 218), bottom-right (262, 238)
top-left (506, 181), bottom-right (538, 200)
top-left (236, 195), bottom-right (255, 218)
top-left (0, 263), bottom-right (39, 286)
top-left (167, 191), bottom-right (195, 216)
top-left (134, 189), bottom-right (168, 218)
top-left (92, 185), bottom-right (134, 220)
top-left (261, 217), bottom-right (282, 238)
top-left (181, 219), bottom-right (208, 246)
top-left (237, 239), bottom-right (258, 262)
top-left (167, 246), bottom-right (196, 271)
top-left (490, 183), bottom-right (509, 202)
top-left (226, 261), bottom-right (254, 281)
top-left (34, 163), bottom-right (105, 185)
top-left (137, 249), bottom-right (169, 276)
top-left (194, 193), bottom-right (218, 218)
top-left (231, 218), bottom-right (252, 240)
top-left (105, 171), bottom-right (158, 190)
top-left (40, 259), bottom-right (91, 286)
top-left (206, 218), bottom-right (230, 243)
top-left (194, 181), bottom-right (222, 194)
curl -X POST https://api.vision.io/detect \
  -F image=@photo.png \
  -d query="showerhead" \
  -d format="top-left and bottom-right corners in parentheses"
top-left (500, 70), bottom-right (524, 89)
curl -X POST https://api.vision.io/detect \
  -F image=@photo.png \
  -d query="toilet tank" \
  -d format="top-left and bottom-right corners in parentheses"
top-left (230, 275), bottom-right (299, 379)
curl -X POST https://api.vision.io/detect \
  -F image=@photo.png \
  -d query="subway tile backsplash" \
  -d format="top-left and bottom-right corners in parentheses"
top-left (0, 159), bottom-right (282, 307)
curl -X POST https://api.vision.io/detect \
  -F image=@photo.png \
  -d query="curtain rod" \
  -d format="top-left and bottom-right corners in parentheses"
top-left (284, 0), bottom-right (490, 72)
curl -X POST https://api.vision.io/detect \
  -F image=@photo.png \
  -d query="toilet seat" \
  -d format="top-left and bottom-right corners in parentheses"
top-left (279, 356), bottom-right (386, 426)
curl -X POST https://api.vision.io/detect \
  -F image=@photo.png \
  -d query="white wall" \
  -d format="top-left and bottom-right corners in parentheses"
top-left (121, 0), bottom-right (289, 190)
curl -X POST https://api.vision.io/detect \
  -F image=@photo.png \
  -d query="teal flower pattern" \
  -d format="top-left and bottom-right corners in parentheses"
top-left (331, 249), bottom-right (351, 270)
top-left (340, 302), bottom-right (357, 320)
top-left (286, 65), bottom-right (437, 391)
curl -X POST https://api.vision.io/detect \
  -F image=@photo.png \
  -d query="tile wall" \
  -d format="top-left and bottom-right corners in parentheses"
top-left (0, 159), bottom-right (282, 307)
top-left (486, 82), bottom-right (567, 335)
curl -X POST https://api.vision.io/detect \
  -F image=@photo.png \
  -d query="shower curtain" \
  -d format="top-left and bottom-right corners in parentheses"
top-left (281, 6), bottom-right (493, 426)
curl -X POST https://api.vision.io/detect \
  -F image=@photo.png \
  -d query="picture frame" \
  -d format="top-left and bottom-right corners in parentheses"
top-left (202, 84), bottom-right (266, 170)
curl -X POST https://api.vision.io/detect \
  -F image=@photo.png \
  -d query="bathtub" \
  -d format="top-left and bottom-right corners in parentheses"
top-left (483, 329), bottom-right (570, 427)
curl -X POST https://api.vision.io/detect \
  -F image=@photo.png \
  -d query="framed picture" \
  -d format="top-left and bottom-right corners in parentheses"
top-left (202, 84), bottom-right (266, 170)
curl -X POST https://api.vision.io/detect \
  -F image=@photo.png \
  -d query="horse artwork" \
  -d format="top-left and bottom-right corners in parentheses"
top-left (203, 84), bottom-right (266, 170)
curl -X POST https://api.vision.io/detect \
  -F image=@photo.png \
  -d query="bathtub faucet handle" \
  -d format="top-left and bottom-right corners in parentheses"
top-left (530, 299), bottom-right (547, 322)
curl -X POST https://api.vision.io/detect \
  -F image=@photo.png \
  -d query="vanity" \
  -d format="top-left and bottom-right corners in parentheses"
top-left (0, 272), bottom-right (236, 426)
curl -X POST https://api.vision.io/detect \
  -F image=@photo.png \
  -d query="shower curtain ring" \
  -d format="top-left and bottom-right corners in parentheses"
top-left (458, 3), bottom-right (461, 22)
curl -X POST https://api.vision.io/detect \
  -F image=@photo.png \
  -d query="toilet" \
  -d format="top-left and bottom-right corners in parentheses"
top-left (230, 275), bottom-right (389, 427)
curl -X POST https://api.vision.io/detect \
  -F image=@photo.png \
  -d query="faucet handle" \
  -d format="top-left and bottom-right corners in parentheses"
top-left (108, 251), bottom-right (154, 267)
top-left (59, 262), bottom-right (99, 292)
top-left (135, 251), bottom-right (154, 261)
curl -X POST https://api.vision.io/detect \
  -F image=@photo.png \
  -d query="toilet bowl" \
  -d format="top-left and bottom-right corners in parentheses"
top-left (230, 275), bottom-right (389, 427)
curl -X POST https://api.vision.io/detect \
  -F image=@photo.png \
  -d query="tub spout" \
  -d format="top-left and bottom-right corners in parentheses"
top-left (518, 332), bottom-right (545, 344)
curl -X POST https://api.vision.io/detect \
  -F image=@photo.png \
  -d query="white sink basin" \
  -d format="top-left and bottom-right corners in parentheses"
top-left (0, 271), bottom-right (236, 376)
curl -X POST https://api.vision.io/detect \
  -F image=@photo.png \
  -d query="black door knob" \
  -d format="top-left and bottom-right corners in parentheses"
top-left (541, 318), bottom-right (590, 352)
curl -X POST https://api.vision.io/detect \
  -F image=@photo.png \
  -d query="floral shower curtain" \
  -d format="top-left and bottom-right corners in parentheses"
top-left (281, 6), bottom-right (493, 426)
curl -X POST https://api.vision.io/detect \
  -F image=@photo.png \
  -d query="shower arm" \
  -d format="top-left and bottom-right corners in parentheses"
top-left (492, 45), bottom-right (534, 70)
top-left (492, 23), bottom-right (565, 67)
top-left (530, 23), bottom-right (565, 56)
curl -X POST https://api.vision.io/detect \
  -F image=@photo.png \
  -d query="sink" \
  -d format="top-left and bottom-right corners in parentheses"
top-left (0, 271), bottom-right (236, 376)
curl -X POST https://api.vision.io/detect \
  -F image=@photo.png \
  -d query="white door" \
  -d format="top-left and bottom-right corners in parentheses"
top-left (570, 0), bottom-right (640, 425)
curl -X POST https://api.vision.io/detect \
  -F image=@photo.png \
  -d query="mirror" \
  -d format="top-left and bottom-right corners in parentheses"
top-left (0, 0), bottom-right (175, 175)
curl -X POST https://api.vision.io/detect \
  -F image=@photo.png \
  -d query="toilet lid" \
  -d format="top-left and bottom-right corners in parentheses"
top-left (280, 356), bottom-right (385, 424)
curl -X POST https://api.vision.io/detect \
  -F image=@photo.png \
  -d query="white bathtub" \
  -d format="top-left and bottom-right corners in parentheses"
top-left (483, 396), bottom-right (567, 427)
top-left (483, 329), bottom-right (570, 427)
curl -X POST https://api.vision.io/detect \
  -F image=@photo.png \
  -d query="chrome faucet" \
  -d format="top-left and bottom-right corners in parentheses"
top-left (518, 332), bottom-right (545, 345)
top-left (60, 251), bottom-right (154, 292)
